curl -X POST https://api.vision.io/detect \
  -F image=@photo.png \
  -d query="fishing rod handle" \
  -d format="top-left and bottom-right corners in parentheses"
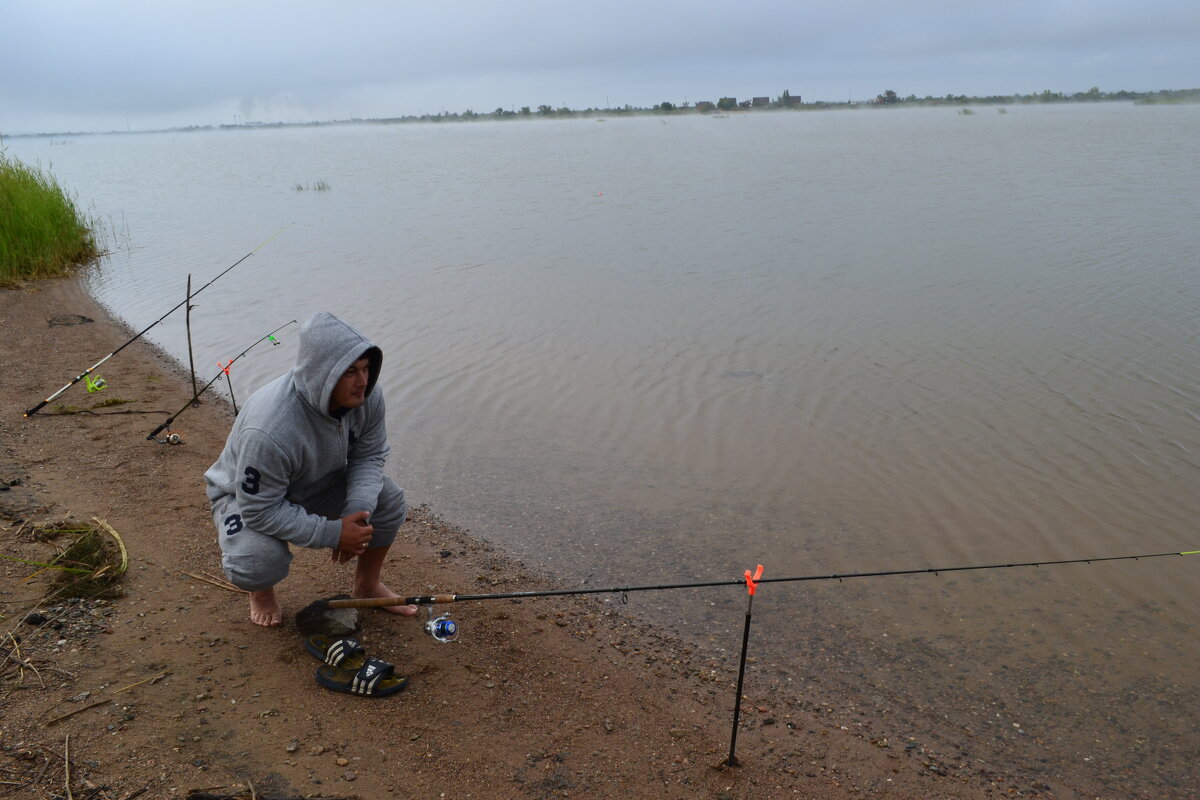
top-left (406, 594), bottom-right (458, 605)
top-left (24, 399), bottom-right (49, 417)
top-left (326, 594), bottom-right (456, 609)
top-left (146, 419), bottom-right (174, 440)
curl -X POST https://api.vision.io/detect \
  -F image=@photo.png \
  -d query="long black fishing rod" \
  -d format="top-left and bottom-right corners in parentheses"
top-left (328, 548), bottom-right (1197, 769)
top-left (24, 231), bottom-right (286, 417)
top-left (146, 319), bottom-right (297, 442)
top-left (332, 549), bottom-right (1198, 609)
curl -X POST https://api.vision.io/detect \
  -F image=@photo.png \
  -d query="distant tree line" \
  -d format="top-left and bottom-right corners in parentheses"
top-left (872, 86), bottom-right (1200, 106)
top-left (375, 86), bottom-right (1200, 124)
top-left (11, 86), bottom-right (1199, 139)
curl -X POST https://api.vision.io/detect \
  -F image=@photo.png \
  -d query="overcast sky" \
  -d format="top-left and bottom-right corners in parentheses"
top-left (2, 1), bottom-right (1197, 134)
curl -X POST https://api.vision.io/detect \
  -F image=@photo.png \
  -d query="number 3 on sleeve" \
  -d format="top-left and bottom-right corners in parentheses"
top-left (241, 467), bottom-right (262, 495)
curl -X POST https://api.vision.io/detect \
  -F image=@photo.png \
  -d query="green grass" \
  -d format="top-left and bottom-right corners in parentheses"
top-left (0, 152), bottom-right (100, 286)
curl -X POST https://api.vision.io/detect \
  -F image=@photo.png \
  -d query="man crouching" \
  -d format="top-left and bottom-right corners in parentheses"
top-left (204, 311), bottom-right (417, 626)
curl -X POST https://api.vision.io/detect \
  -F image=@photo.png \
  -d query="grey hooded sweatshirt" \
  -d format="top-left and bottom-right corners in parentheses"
top-left (204, 312), bottom-right (388, 550)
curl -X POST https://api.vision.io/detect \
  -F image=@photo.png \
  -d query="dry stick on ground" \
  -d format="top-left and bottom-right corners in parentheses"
top-left (44, 671), bottom-right (168, 726)
top-left (45, 698), bottom-right (110, 727)
top-left (63, 734), bottom-right (73, 800)
top-left (183, 571), bottom-right (245, 593)
top-left (112, 671), bottom-right (169, 694)
top-left (33, 757), bottom-right (50, 792)
top-left (0, 634), bottom-right (72, 687)
top-left (0, 633), bottom-right (34, 678)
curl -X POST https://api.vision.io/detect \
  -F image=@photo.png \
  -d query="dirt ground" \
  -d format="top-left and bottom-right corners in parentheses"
top-left (3, 276), bottom-right (1031, 799)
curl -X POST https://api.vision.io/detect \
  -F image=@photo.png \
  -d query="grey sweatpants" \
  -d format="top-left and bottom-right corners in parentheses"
top-left (212, 477), bottom-right (406, 591)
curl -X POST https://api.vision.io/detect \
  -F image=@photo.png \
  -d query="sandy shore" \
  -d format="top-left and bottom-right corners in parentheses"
top-left (0, 276), bottom-right (1018, 799)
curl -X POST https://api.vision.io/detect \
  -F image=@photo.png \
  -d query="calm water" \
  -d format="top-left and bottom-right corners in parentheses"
top-left (11, 104), bottom-right (1198, 796)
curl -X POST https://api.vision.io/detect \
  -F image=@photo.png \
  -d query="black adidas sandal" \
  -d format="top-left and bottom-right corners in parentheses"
top-left (315, 656), bottom-right (408, 697)
top-left (304, 634), bottom-right (367, 670)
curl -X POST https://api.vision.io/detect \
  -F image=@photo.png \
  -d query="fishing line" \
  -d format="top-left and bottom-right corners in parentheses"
top-left (334, 549), bottom-right (1196, 608)
top-left (23, 230), bottom-right (287, 418)
top-left (146, 319), bottom-right (297, 443)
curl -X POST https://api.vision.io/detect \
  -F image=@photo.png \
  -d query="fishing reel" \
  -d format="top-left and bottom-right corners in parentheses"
top-left (151, 430), bottom-right (184, 445)
top-left (423, 607), bottom-right (458, 643)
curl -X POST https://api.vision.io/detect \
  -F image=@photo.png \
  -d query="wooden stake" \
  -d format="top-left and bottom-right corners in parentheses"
top-left (186, 274), bottom-right (199, 402)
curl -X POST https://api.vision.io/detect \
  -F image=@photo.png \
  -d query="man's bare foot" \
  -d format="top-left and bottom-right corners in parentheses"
top-left (351, 580), bottom-right (417, 616)
top-left (248, 589), bottom-right (282, 626)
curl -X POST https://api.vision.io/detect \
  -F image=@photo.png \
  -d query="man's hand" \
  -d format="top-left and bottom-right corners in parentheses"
top-left (332, 511), bottom-right (373, 564)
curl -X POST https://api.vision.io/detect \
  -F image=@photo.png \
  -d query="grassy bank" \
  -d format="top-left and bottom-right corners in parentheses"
top-left (0, 153), bottom-right (99, 286)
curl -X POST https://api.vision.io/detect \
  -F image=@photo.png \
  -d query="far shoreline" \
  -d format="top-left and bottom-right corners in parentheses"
top-left (6, 87), bottom-right (1198, 139)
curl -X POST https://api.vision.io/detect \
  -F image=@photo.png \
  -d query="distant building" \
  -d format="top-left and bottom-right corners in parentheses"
top-left (752, 96), bottom-right (770, 107)
top-left (696, 101), bottom-right (715, 112)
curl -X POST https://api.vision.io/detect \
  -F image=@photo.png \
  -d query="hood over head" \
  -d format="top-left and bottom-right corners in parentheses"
top-left (292, 312), bottom-right (382, 415)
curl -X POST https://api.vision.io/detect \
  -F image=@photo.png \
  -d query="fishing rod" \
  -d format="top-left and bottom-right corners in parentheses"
top-left (23, 231), bottom-right (286, 417)
top-left (146, 319), bottom-right (297, 443)
top-left (328, 548), bottom-right (1196, 768)
top-left (332, 549), bottom-right (1198, 613)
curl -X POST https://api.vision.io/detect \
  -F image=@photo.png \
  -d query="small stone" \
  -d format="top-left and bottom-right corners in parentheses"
top-left (285, 740), bottom-right (299, 753)
top-left (295, 594), bottom-right (359, 638)
top-left (343, 771), bottom-right (357, 781)
top-left (335, 757), bottom-right (349, 767)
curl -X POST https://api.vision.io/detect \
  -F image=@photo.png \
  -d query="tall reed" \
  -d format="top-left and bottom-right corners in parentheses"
top-left (0, 153), bottom-right (100, 285)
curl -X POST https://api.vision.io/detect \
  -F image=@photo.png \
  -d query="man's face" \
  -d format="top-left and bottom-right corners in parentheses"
top-left (329, 357), bottom-right (370, 412)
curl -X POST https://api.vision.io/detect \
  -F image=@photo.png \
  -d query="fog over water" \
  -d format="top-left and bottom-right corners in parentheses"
top-left (9, 103), bottom-right (1198, 796)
